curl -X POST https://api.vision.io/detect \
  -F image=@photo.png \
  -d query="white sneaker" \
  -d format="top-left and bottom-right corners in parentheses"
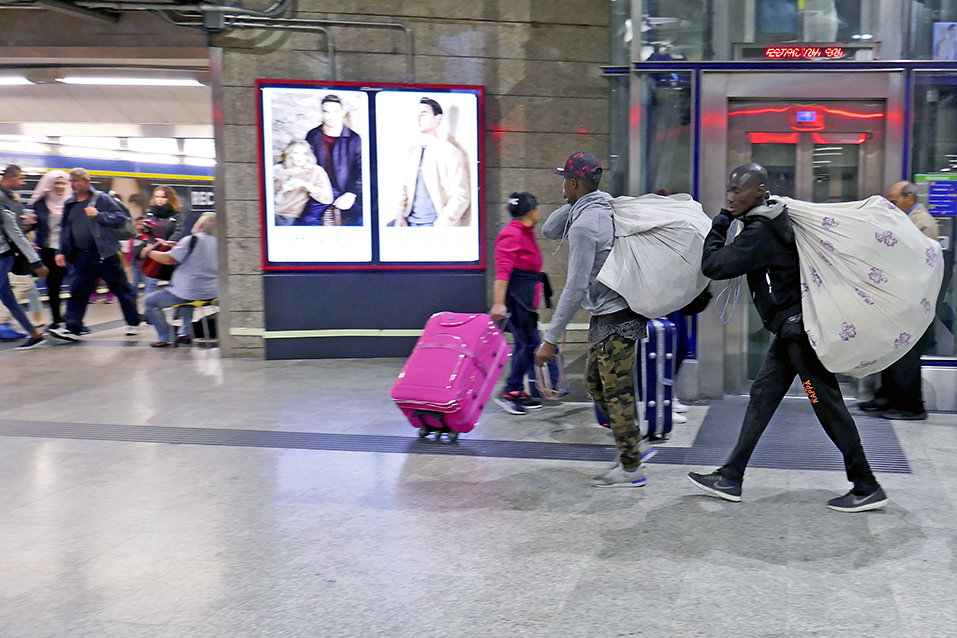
top-left (125, 324), bottom-right (139, 336)
top-left (673, 398), bottom-right (689, 413)
top-left (594, 440), bottom-right (657, 479)
top-left (672, 411), bottom-right (688, 424)
top-left (49, 326), bottom-right (81, 342)
top-left (592, 464), bottom-right (646, 488)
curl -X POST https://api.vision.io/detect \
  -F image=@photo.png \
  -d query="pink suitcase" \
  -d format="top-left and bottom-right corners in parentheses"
top-left (391, 312), bottom-right (511, 441)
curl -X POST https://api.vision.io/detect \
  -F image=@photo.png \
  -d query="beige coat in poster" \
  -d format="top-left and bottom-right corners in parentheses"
top-left (395, 137), bottom-right (471, 227)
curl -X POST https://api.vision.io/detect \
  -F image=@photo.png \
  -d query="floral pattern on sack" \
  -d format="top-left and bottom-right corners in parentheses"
top-left (821, 239), bottom-right (836, 252)
top-left (810, 267), bottom-right (823, 287)
top-left (868, 267), bottom-right (887, 284)
top-left (894, 332), bottom-right (912, 349)
top-left (805, 330), bottom-right (817, 348)
top-left (875, 231), bottom-right (898, 247)
top-left (822, 216), bottom-right (839, 229)
top-left (800, 282), bottom-right (810, 298)
top-left (839, 322), bottom-right (857, 341)
top-left (921, 298), bottom-right (932, 313)
top-left (854, 360), bottom-right (877, 370)
top-left (927, 248), bottom-right (939, 267)
top-left (854, 287), bottom-right (875, 305)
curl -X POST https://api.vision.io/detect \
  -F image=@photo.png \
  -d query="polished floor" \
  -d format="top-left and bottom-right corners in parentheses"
top-left (1, 306), bottom-right (957, 637)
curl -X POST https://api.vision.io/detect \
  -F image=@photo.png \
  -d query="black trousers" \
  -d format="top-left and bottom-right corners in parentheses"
top-left (40, 247), bottom-right (66, 325)
top-left (64, 253), bottom-right (139, 334)
top-left (875, 328), bottom-right (933, 414)
top-left (719, 334), bottom-right (879, 494)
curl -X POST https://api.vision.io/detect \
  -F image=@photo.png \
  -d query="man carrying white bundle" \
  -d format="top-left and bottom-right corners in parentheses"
top-left (687, 163), bottom-right (887, 513)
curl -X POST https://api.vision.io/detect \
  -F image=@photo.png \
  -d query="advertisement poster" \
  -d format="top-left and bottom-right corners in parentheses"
top-left (260, 86), bottom-right (372, 264)
top-left (375, 90), bottom-right (481, 264)
top-left (933, 22), bottom-right (957, 61)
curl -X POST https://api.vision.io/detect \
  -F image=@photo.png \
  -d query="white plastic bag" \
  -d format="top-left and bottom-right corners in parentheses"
top-left (597, 193), bottom-right (712, 319)
top-left (782, 195), bottom-right (944, 377)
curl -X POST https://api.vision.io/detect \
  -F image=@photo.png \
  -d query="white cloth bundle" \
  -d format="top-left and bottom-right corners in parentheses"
top-left (597, 193), bottom-right (712, 319)
top-left (782, 196), bottom-right (944, 377)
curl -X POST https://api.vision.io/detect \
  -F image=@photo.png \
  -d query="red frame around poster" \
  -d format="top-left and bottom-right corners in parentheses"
top-left (256, 79), bottom-right (486, 271)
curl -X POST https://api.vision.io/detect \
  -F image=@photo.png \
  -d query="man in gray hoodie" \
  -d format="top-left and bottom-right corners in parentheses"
top-left (535, 152), bottom-right (651, 487)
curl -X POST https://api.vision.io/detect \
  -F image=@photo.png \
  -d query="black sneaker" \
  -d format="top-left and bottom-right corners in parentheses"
top-left (15, 335), bottom-right (44, 350)
top-left (827, 486), bottom-right (888, 513)
top-left (857, 397), bottom-right (890, 413)
top-left (688, 471), bottom-right (742, 502)
top-left (519, 393), bottom-right (543, 410)
top-left (493, 392), bottom-right (526, 416)
top-left (881, 408), bottom-right (928, 421)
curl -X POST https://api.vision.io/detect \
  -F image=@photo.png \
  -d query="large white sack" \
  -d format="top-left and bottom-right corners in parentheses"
top-left (782, 195), bottom-right (944, 378)
top-left (597, 193), bottom-right (712, 319)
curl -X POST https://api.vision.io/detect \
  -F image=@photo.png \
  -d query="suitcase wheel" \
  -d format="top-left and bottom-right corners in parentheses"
top-left (447, 430), bottom-right (459, 442)
top-left (417, 426), bottom-right (431, 439)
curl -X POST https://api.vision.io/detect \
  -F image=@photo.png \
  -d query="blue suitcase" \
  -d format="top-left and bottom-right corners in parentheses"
top-left (641, 318), bottom-right (677, 440)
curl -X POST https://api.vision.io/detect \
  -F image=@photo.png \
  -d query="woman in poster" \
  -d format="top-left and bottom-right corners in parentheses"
top-left (273, 140), bottom-right (335, 226)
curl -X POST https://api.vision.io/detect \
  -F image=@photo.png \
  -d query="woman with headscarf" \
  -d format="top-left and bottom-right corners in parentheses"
top-left (26, 169), bottom-right (71, 329)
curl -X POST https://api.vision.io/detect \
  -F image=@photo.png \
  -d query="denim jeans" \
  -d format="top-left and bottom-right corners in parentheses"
top-left (0, 255), bottom-right (34, 334)
top-left (144, 289), bottom-right (191, 342)
top-left (144, 275), bottom-right (159, 297)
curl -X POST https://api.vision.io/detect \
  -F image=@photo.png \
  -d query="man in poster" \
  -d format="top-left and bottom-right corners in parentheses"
top-left (305, 94), bottom-right (363, 226)
top-left (394, 97), bottom-right (471, 227)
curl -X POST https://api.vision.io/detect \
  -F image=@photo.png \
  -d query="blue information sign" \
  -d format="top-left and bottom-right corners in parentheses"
top-left (917, 174), bottom-right (957, 216)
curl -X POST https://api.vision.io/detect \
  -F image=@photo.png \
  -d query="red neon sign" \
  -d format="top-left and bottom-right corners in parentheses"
top-left (764, 46), bottom-right (844, 59)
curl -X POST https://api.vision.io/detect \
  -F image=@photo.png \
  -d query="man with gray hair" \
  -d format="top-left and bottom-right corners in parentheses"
top-left (142, 212), bottom-right (218, 347)
top-left (857, 181), bottom-right (939, 420)
top-left (49, 168), bottom-right (140, 342)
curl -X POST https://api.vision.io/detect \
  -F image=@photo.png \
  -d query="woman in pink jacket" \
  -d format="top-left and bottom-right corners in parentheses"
top-left (490, 192), bottom-right (553, 415)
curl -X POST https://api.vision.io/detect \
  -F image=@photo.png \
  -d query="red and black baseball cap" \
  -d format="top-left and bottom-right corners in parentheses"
top-left (553, 152), bottom-right (602, 181)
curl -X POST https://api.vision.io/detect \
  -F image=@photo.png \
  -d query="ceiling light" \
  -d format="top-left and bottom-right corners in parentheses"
top-left (0, 77), bottom-right (33, 86)
top-left (60, 136), bottom-right (120, 150)
top-left (123, 153), bottom-right (181, 165)
top-left (184, 139), bottom-right (216, 159)
top-left (0, 141), bottom-right (50, 154)
top-left (128, 138), bottom-right (178, 154)
top-left (57, 77), bottom-right (203, 87)
top-left (183, 157), bottom-right (217, 167)
top-left (59, 146), bottom-right (120, 160)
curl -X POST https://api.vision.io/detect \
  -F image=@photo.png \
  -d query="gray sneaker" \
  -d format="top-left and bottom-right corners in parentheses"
top-left (687, 471), bottom-right (742, 502)
top-left (827, 486), bottom-right (888, 513)
top-left (593, 440), bottom-right (658, 479)
top-left (592, 464), bottom-right (646, 488)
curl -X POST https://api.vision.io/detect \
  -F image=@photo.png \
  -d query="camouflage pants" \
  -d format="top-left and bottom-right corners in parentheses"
top-left (585, 333), bottom-right (641, 468)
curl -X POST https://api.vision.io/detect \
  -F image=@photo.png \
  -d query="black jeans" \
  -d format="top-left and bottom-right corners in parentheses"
top-left (40, 247), bottom-right (66, 325)
top-left (719, 333), bottom-right (879, 494)
top-left (64, 253), bottom-right (139, 334)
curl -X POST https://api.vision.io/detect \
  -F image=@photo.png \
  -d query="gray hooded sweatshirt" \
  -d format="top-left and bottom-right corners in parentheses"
top-left (541, 190), bottom-right (629, 344)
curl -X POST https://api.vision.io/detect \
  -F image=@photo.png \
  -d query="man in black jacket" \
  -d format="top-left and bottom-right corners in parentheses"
top-left (687, 163), bottom-right (887, 513)
top-left (305, 94), bottom-right (362, 226)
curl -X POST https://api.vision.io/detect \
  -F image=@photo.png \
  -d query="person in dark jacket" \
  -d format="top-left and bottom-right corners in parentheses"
top-left (305, 94), bottom-right (363, 226)
top-left (25, 170), bottom-right (71, 329)
top-left (48, 168), bottom-right (140, 342)
top-left (135, 185), bottom-right (183, 297)
top-left (687, 163), bottom-right (887, 513)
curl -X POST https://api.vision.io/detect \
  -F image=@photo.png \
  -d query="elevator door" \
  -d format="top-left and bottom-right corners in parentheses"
top-left (727, 101), bottom-right (887, 382)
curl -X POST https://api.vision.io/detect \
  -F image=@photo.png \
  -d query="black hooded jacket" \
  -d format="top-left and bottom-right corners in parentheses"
top-left (701, 200), bottom-right (803, 334)
top-left (143, 204), bottom-right (183, 242)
